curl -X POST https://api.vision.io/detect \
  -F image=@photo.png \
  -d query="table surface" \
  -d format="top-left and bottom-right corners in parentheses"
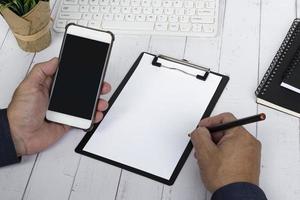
top-left (1, 0), bottom-right (300, 199)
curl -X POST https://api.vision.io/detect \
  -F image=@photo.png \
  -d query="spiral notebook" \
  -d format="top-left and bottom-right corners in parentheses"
top-left (281, 48), bottom-right (300, 94)
top-left (76, 52), bottom-right (229, 185)
top-left (256, 18), bottom-right (300, 118)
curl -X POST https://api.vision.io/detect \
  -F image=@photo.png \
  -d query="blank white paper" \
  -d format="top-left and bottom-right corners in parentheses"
top-left (83, 54), bottom-right (222, 180)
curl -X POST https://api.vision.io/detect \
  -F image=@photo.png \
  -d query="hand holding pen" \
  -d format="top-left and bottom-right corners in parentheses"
top-left (190, 112), bottom-right (264, 193)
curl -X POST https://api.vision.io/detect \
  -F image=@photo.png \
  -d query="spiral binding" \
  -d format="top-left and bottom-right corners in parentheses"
top-left (256, 19), bottom-right (300, 96)
top-left (282, 46), bottom-right (300, 81)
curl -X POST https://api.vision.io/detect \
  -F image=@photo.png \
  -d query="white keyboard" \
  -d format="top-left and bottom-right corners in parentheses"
top-left (54, 0), bottom-right (219, 37)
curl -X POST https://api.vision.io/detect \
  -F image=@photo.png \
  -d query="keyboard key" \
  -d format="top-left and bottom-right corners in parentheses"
top-left (100, 6), bottom-right (111, 13)
top-left (155, 22), bottom-right (168, 31)
top-left (179, 15), bottom-right (189, 23)
top-left (190, 16), bottom-right (214, 24)
top-left (174, 0), bottom-right (182, 8)
top-left (184, 1), bottom-right (193, 8)
top-left (164, 7), bottom-right (174, 15)
top-left (99, 0), bottom-right (109, 5)
top-left (82, 13), bottom-right (93, 19)
top-left (111, 6), bottom-right (121, 13)
top-left (78, 20), bottom-right (88, 26)
top-left (93, 13), bottom-right (103, 20)
top-left (88, 20), bottom-right (101, 28)
top-left (131, 0), bottom-right (140, 6)
top-left (102, 21), bottom-right (154, 30)
top-left (143, 7), bottom-right (152, 14)
top-left (115, 13), bottom-right (125, 21)
top-left (136, 14), bottom-right (146, 21)
top-left (61, 5), bottom-right (79, 12)
top-left (103, 13), bottom-right (114, 20)
top-left (192, 24), bottom-right (202, 32)
top-left (157, 15), bottom-right (167, 22)
top-left (79, 0), bottom-right (88, 4)
top-left (64, 0), bottom-right (78, 5)
top-left (60, 13), bottom-right (82, 19)
top-left (180, 23), bottom-right (191, 31)
top-left (146, 14), bottom-right (156, 21)
top-left (120, 0), bottom-right (130, 6)
top-left (197, 8), bottom-right (214, 16)
top-left (162, 0), bottom-right (172, 7)
top-left (91, 6), bottom-right (100, 12)
top-left (56, 20), bottom-right (67, 28)
top-left (125, 14), bottom-right (135, 21)
top-left (111, 0), bottom-right (120, 5)
top-left (169, 23), bottom-right (179, 31)
top-left (122, 7), bottom-right (131, 13)
top-left (168, 15), bottom-right (178, 22)
top-left (132, 7), bottom-right (142, 14)
top-left (141, 0), bottom-right (151, 7)
top-left (203, 24), bottom-right (214, 32)
top-left (80, 5), bottom-right (89, 12)
top-left (175, 8), bottom-right (184, 15)
top-left (89, 0), bottom-right (98, 5)
top-left (152, 0), bottom-right (161, 7)
top-left (185, 8), bottom-right (195, 15)
top-left (153, 7), bottom-right (163, 14)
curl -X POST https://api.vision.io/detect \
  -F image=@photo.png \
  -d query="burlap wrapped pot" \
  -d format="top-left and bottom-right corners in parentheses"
top-left (0, 1), bottom-right (51, 52)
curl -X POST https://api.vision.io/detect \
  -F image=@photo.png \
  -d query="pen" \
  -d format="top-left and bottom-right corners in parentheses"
top-left (207, 113), bottom-right (266, 133)
top-left (189, 113), bottom-right (266, 136)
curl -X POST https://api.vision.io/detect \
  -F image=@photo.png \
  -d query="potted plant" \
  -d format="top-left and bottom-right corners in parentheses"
top-left (0, 0), bottom-right (51, 52)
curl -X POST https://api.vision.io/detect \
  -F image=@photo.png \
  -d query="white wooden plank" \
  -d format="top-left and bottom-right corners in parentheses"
top-left (216, 0), bottom-right (260, 135)
top-left (69, 34), bottom-right (150, 200)
top-left (114, 36), bottom-right (186, 200)
top-left (22, 130), bottom-right (84, 200)
top-left (258, 0), bottom-right (300, 199)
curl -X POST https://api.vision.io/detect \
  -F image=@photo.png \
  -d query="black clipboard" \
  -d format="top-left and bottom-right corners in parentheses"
top-left (76, 52), bottom-right (229, 185)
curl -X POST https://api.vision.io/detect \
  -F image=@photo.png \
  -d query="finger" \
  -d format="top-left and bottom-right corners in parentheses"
top-left (211, 132), bottom-right (225, 144)
top-left (199, 112), bottom-right (237, 127)
top-left (97, 99), bottom-right (109, 111)
top-left (191, 127), bottom-right (218, 159)
top-left (101, 82), bottom-right (111, 94)
top-left (27, 58), bottom-right (59, 85)
top-left (44, 76), bottom-right (53, 90)
top-left (94, 112), bottom-right (104, 123)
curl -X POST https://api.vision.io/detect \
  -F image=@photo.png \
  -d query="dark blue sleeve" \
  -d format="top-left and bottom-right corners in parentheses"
top-left (211, 182), bottom-right (267, 200)
top-left (0, 109), bottom-right (21, 167)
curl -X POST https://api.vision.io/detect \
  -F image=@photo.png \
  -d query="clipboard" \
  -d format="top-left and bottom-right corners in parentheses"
top-left (75, 52), bottom-right (229, 185)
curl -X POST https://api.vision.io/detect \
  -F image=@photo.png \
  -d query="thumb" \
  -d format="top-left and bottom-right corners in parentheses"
top-left (191, 127), bottom-right (218, 159)
top-left (26, 58), bottom-right (59, 85)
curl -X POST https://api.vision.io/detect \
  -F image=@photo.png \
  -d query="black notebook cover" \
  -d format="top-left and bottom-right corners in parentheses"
top-left (256, 19), bottom-right (300, 117)
top-left (281, 48), bottom-right (300, 93)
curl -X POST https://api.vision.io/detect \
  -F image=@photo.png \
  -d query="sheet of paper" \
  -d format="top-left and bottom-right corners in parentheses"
top-left (83, 54), bottom-right (222, 179)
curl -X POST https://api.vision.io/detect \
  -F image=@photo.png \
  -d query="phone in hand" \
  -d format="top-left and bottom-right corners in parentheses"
top-left (46, 24), bottom-right (114, 130)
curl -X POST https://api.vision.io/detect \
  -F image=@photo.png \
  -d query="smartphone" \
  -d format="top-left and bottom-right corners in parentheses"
top-left (46, 24), bottom-right (114, 130)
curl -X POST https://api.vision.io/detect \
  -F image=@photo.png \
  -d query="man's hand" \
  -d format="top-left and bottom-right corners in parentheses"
top-left (190, 113), bottom-right (261, 193)
top-left (7, 58), bottom-right (111, 156)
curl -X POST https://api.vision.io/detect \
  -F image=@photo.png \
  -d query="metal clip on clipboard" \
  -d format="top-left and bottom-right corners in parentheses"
top-left (152, 54), bottom-right (211, 81)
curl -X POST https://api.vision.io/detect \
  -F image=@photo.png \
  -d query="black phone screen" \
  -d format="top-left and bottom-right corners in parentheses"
top-left (48, 34), bottom-right (109, 120)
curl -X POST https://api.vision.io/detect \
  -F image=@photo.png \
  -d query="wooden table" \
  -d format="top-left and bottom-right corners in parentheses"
top-left (1, 0), bottom-right (300, 199)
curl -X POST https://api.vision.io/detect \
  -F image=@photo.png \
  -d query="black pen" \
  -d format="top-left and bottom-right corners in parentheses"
top-left (207, 113), bottom-right (266, 133)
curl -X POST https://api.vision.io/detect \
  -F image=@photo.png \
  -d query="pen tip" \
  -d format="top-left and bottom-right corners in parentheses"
top-left (260, 113), bottom-right (266, 120)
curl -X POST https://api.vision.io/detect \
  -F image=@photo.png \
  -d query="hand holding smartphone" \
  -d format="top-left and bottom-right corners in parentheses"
top-left (46, 24), bottom-right (114, 130)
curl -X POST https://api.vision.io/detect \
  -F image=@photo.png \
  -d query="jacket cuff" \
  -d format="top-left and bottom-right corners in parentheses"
top-left (211, 182), bottom-right (267, 200)
top-left (0, 109), bottom-right (21, 167)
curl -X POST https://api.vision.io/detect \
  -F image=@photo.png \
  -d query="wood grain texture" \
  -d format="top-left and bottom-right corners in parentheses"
top-left (258, 0), bottom-right (300, 199)
top-left (1, 0), bottom-right (300, 199)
